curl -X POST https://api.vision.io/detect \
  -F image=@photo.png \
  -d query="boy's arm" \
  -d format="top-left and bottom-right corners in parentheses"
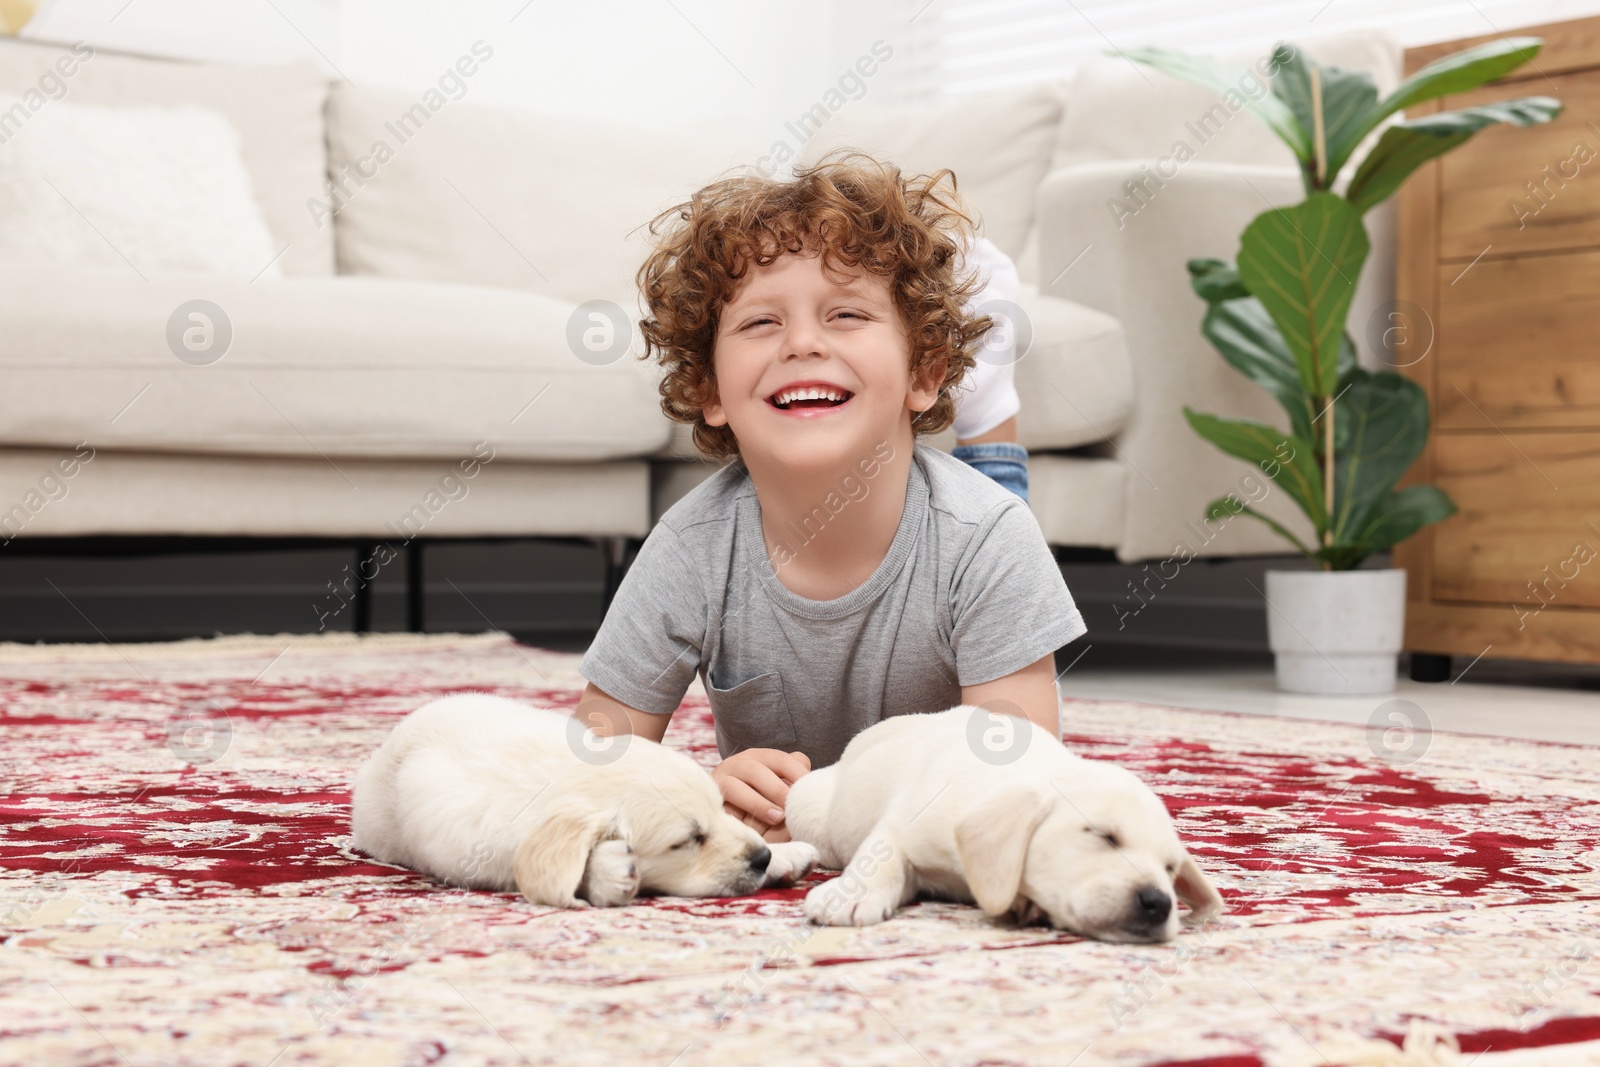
top-left (578, 681), bottom-right (670, 743)
top-left (576, 520), bottom-right (707, 741)
top-left (949, 498), bottom-right (1086, 742)
top-left (961, 651), bottom-right (1060, 739)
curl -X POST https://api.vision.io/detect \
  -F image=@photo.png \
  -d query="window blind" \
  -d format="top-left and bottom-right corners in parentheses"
top-left (890, 0), bottom-right (1600, 101)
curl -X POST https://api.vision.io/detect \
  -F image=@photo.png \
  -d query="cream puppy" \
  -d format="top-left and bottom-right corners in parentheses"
top-left (352, 694), bottom-right (818, 907)
top-left (785, 706), bottom-right (1224, 942)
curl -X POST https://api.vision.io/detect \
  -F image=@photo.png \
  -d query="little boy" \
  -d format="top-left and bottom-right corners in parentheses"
top-left (577, 151), bottom-right (1087, 841)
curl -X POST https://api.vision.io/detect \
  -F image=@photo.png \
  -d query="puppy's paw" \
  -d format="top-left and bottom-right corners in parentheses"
top-left (578, 840), bottom-right (640, 907)
top-left (763, 841), bottom-right (820, 887)
top-left (803, 879), bottom-right (898, 926)
top-left (1006, 897), bottom-right (1047, 926)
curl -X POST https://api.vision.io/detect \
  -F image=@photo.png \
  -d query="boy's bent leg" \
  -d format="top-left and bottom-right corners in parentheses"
top-left (953, 237), bottom-right (1028, 504)
top-left (952, 439), bottom-right (1030, 504)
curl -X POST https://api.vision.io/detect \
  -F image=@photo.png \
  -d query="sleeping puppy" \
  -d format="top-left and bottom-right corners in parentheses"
top-left (351, 694), bottom-right (818, 907)
top-left (784, 706), bottom-right (1223, 942)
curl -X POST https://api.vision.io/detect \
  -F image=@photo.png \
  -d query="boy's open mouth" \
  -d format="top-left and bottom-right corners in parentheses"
top-left (766, 384), bottom-right (855, 411)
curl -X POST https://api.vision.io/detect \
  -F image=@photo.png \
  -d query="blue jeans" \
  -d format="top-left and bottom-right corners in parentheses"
top-left (952, 441), bottom-right (1029, 504)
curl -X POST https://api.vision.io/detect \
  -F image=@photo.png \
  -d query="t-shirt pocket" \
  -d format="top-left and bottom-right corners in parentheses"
top-left (706, 670), bottom-right (799, 756)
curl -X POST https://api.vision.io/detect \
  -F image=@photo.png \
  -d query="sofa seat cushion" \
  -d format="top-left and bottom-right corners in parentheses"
top-left (652, 287), bottom-right (1132, 460)
top-left (0, 265), bottom-right (670, 462)
top-left (0, 447), bottom-right (655, 540)
top-left (1027, 454), bottom-right (1125, 549)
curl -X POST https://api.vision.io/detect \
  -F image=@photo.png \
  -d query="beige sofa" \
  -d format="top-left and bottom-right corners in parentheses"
top-left (0, 30), bottom-right (1401, 619)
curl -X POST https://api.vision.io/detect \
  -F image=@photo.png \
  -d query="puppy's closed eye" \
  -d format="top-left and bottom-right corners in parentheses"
top-left (1085, 826), bottom-right (1121, 849)
top-left (671, 829), bottom-right (708, 851)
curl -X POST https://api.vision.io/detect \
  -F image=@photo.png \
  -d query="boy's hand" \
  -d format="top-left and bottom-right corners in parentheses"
top-left (713, 748), bottom-right (811, 842)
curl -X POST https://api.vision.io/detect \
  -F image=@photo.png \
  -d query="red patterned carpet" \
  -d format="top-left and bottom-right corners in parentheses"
top-left (1, 631), bottom-right (1598, 1066)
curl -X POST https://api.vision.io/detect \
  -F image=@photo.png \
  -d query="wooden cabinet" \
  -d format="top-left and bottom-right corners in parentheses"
top-left (1396, 16), bottom-right (1600, 672)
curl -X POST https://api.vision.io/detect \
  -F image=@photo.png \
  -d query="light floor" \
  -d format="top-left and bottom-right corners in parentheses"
top-left (531, 629), bottom-right (1600, 748)
top-left (1054, 645), bottom-right (1600, 747)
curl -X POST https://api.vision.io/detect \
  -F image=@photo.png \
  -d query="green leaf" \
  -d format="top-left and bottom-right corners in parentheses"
top-left (1204, 495), bottom-right (1318, 558)
top-left (1184, 408), bottom-right (1326, 531)
top-left (1201, 297), bottom-right (1316, 443)
top-left (1189, 260), bottom-right (1361, 448)
top-left (1346, 96), bottom-right (1562, 213)
top-left (1269, 46), bottom-right (1380, 186)
top-left (1311, 543), bottom-right (1373, 570)
top-left (1236, 193), bottom-right (1369, 398)
top-left (1324, 38), bottom-right (1543, 193)
top-left (1188, 257), bottom-right (1249, 302)
top-left (1354, 485), bottom-right (1457, 554)
top-left (1321, 332), bottom-right (1363, 461)
top-left (1328, 370), bottom-right (1431, 543)
top-left (1335, 332), bottom-right (1360, 392)
top-left (1120, 45), bottom-right (1311, 159)
top-left (1368, 37), bottom-right (1542, 129)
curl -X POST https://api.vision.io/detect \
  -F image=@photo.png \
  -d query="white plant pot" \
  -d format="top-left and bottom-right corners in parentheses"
top-left (1264, 568), bottom-right (1407, 695)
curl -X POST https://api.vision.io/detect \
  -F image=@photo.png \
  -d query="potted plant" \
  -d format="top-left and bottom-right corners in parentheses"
top-left (1126, 39), bottom-right (1560, 694)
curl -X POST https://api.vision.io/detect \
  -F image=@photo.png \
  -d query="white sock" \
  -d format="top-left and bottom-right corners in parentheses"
top-left (952, 235), bottom-right (1022, 442)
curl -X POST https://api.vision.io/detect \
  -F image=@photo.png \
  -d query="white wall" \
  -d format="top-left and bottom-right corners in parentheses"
top-left (17, 0), bottom-right (837, 139)
top-left (11, 0), bottom-right (866, 180)
top-left (20, 0), bottom-right (337, 66)
top-left (18, 0), bottom-right (1600, 121)
top-left (335, 0), bottom-right (852, 163)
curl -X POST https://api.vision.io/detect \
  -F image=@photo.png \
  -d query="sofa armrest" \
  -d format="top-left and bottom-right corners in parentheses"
top-left (1038, 160), bottom-right (1332, 562)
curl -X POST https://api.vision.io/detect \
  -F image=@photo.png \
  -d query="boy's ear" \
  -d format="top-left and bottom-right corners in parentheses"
top-left (908, 355), bottom-right (948, 413)
top-left (701, 379), bottom-right (727, 427)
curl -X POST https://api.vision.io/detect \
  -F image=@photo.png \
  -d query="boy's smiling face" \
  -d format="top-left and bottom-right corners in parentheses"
top-left (704, 248), bottom-right (944, 474)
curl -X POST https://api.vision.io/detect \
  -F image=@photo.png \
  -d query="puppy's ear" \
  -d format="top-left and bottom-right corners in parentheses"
top-left (1173, 849), bottom-right (1224, 922)
top-left (954, 784), bottom-right (1054, 916)
top-left (512, 800), bottom-right (610, 908)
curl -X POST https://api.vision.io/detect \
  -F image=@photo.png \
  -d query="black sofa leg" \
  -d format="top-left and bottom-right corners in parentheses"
top-left (599, 537), bottom-right (634, 615)
top-left (407, 542), bottom-right (425, 633)
top-left (1409, 653), bottom-right (1451, 683)
top-left (352, 542), bottom-right (380, 633)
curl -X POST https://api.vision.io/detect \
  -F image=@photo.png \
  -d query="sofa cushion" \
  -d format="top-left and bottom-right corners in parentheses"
top-left (0, 99), bottom-right (282, 278)
top-left (795, 79), bottom-right (1070, 287)
top-left (1028, 454), bottom-right (1125, 549)
top-left (1010, 287), bottom-right (1133, 449)
top-left (324, 84), bottom-right (765, 307)
top-left (0, 448), bottom-right (656, 539)
top-left (652, 286), bottom-right (1131, 460)
top-left (0, 265), bottom-right (670, 462)
top-left (0, 39), bottom-right (332, 276)
top-left (1051, 30), bottom-right (1403, 173)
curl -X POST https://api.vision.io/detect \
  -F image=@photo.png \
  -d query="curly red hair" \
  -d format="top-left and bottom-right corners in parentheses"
top-left (634, 149), bottom-right (993, 462)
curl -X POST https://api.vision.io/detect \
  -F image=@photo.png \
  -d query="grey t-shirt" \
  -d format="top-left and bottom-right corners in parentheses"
top-left (578, 440), bottom-right (1088, 768)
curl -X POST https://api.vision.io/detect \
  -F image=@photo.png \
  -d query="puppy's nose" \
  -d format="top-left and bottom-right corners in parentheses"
top-left (748, 845), bottom-right (771, 874)
top-left (1135, 886), bottom-right (1172, 924)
